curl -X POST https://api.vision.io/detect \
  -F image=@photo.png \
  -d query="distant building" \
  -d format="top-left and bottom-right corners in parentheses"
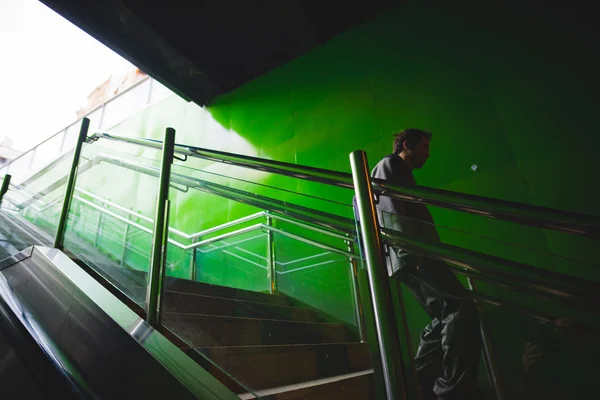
top-left (76, 68), bottom-right (147, 118)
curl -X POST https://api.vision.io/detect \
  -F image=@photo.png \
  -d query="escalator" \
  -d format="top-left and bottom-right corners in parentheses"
top-left (0, 244), bottom-right (238, 399)
top-left (1, 124), bottom-right (599, 399)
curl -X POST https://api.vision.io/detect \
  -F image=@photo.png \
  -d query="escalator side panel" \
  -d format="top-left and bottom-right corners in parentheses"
top-left (0, 246), bottom-right (237, 400)
top-left (0, 293), bottom-right (83, 399)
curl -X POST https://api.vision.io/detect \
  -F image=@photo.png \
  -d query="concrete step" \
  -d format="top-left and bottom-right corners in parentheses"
top-left (163, 278), bottom-right (293, 307)
top-left (182, 342), bottom-right (372, 392)
top-left (162, 313), bottom-right (351, 347)
top-left (238, 370), bottom-right (375, 400)
top-left (163, 290), bottom-right (317, 322)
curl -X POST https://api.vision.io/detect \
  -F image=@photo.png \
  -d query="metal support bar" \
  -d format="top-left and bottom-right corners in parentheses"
top-left (120, 208), bottom-right (132, 267)
top-left (264, 225), bottom-right (358, 260)
top-left (467, 277), bottom-right (504, 400)
top-left (346, 239), bottom-right (366, 342)
top-left (54, 118), bottom-right (90, 250)
top-left (190, 246), bottom-right (197, 281)
top-left (350, 150), bottom-right (406, 400)
top-left (393, 280), bottom-right (423, 400)
top-left (0, 174), bottom-right (11, 208)
top-left (146, 127), bottom-right (175, 327)
top-left (266, 215), bottom-right (276, 294)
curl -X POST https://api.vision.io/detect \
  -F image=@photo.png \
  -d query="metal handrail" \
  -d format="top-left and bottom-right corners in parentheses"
top-left (93, 131), bottom-right (355, 188)
top-left (72, 195), bottom-right (360, 259)
top-left (381, 228), bottom-right (600, 311)
top-left (74, 188), bottom-right (352, 243)
top-left (9, 132), bottom-right (600, 307)
top-left (92, 132), bottom-right (600, 241)
top-left (372, 179), bottom-right (600, 238)
top-left (9, 148), bottom-right (357, 239)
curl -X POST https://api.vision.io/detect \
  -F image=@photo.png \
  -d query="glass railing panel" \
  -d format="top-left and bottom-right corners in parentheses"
top-left (192, 228), bottom-right (269, 292)
top-left (429, 207), bottom-right (600, 283)
top-left (159, 188), bottom-right (370, 397)
top-left (5, 151), bottom-right (34, 184)
top-left (62, 140), bottom-right (162, 307)
top-left (28, 131), bottom-right (65, 175)
top-left (0, 186), bottom-right (51, 257)
top-left (101, 78), bottom-right (151, 129)
top-left (1, 168), bottom-right (70, 242)
top-left (159, 196), bottom-right (266, 398)
top-left (272, 230), bottom-right (362, 336)
top-left (170, 160), bottom-right (355, 221)
top-left (376, 220), bottom-right (600, 400)
top-left (474, 278), bottom-right (599, 400)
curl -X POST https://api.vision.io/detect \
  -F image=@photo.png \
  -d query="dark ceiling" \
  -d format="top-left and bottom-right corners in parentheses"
top-left (40, 0), bottom-right (395, 106)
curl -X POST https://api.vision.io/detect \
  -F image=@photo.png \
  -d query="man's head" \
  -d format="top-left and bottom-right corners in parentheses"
top-left (393, 128), bottom-right (432, 169)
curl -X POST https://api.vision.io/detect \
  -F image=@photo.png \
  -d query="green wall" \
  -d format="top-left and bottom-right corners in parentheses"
top-left (90, 1), bottom-right (598, 278)
top-left (29, 2), bottom-right (598, 397)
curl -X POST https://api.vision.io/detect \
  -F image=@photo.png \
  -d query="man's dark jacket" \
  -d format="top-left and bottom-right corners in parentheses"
top-left (371, 153), bottom-right (440, 277)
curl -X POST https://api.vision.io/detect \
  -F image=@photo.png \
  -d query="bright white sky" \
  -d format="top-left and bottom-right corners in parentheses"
top-left (0, 0), bottom-right (135, 151)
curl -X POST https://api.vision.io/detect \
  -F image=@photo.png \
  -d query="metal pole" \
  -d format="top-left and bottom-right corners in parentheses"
top-left (467, 277), bottom-right (504, 400)
top-left (190, 247), bottom-right (197, 281)
top-left (350, 150), bottom-right (406, 400)
top-left (120, 208), bottom-right (132, 267)
top-left (0, 174), bottom-right (11, 208)
top-left (393, 280), bottom-right (423, 400)
top-left (346, 239), bottom-right (366, 342)
top-left (266, 214), bottom-right (276, 294)
top-left (146, 127), bottom-right (175, 327)
top-left (93, 203), bottom-right (103, 247)
top-left (54, 118), bottom-right (90, 250)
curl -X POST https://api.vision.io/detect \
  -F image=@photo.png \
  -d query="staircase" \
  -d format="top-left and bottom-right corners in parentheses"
top-left (41, 234), bottom-right (375, 399)
top-left (160, 279), bottom-right (374, 399)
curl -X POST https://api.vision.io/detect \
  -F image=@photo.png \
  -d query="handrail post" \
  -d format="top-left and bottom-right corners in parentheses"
top-left (467, 277), bottom-right (504, 400)
top-left (146, 127), bottom-right (175, 327)
top-left (190, 246), bottom-right (197, 281)
top-left (346, 238), bottom-right (366, 342)
top-left (54, 118), bottom-right (90, 250)
top-left (0, 174), bottom-right (11, 208)
top-left (350, 150), bottom-right (406, 400)
top-left (266, 214), bottom-right (276, 294)
top-left (120, 207), bottom-right (133, 267)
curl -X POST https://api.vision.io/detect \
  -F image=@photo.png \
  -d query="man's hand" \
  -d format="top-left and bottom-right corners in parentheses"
top-left (522, 341), bottom-right (544, 373)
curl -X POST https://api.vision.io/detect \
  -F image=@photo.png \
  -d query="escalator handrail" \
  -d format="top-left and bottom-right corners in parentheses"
top-left (93, 131), bottom-right (600, 239)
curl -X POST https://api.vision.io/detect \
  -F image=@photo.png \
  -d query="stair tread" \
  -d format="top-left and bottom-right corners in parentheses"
top-left (164, 312), bottom-right (344, 326)
top-left (238, 370), bottom-right (375, 400)
top-left (163, 290), bottom-right (317, 321)
top-left (190, 341), bottom-right (369, 353)
top-left (181, 343), bottom-right (372, 393)
top-left (163, 313), bottom-right (352, 347)
top-left (164, 278), bottom-right (293, 306)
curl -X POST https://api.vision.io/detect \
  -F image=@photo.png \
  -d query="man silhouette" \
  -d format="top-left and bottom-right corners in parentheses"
top-left (371, 129), bottom-right (481, 400)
